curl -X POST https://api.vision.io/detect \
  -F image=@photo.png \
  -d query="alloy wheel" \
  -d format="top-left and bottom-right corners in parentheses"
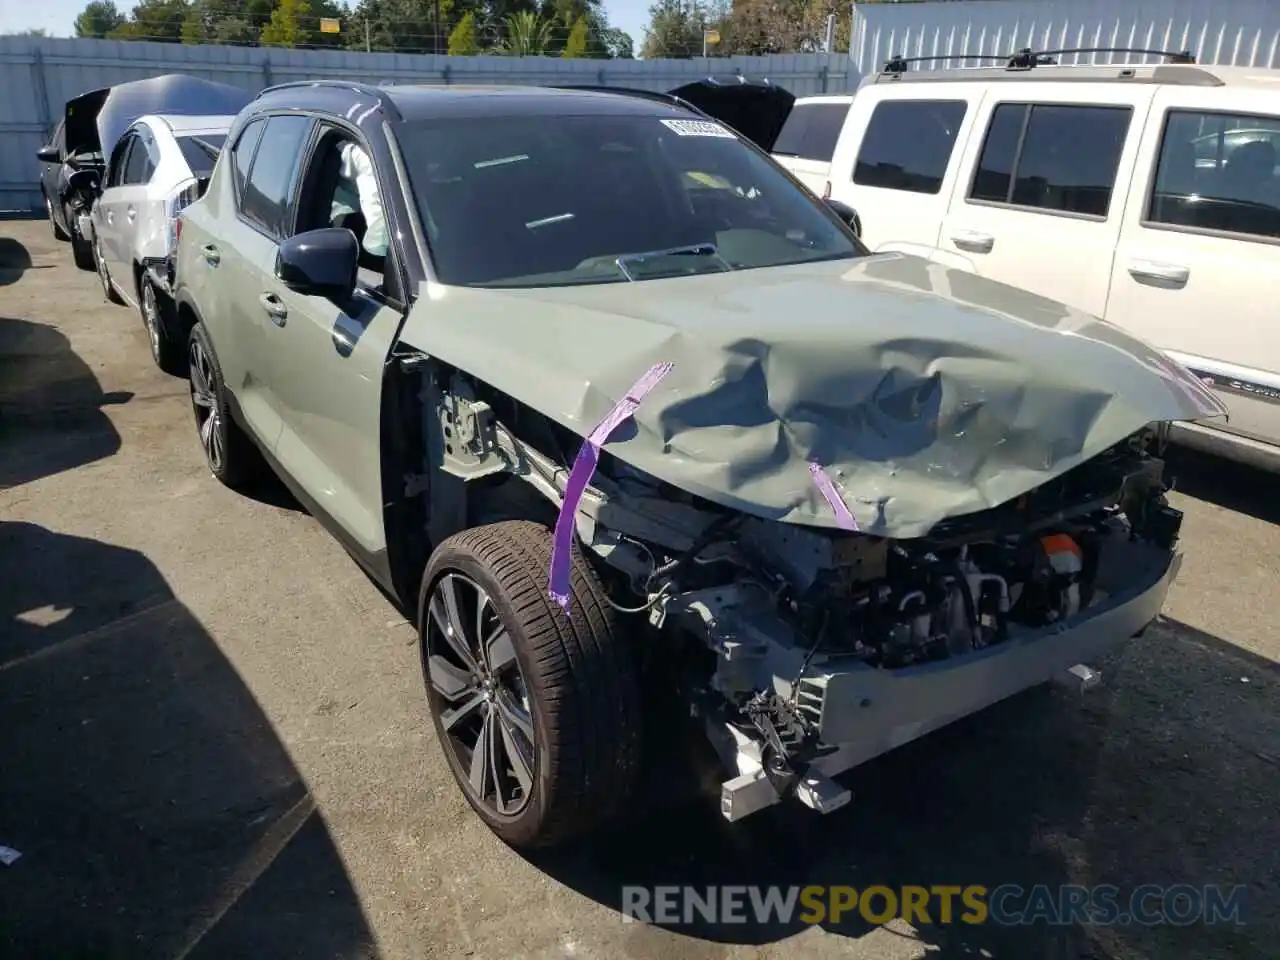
top-left (188, 337), bottom-right (224, 474)
top-left (95, 239), bottom-right (111, 299)
top-left (141, 281), bottom-right (162, 362)
top-left (425, 572), bottom-right (536, 817)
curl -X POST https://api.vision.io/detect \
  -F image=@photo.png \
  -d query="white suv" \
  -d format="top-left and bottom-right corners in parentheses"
top-left (814, 50), bottom-right (1280, 471)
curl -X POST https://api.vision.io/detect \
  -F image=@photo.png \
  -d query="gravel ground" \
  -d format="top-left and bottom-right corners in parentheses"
top-left (1, 217), bottom-right (1276, 960)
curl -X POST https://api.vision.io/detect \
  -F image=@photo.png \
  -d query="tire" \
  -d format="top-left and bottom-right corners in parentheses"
top-left (46, 192), bottom-right (69, 242)
top-left (140, 273), bottom-right (184, 376)
top-left (94, 237), bottom-right (124, 304)
top-left (419, 520), bottom-right (642, 850)
top-left (67, 204), bottom-right (94, 271)
top-left (187, 322), bottom-right (263, 490)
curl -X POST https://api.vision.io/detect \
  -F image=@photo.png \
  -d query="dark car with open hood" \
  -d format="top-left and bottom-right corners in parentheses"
top-left (171, 79), bottom-right (1226, 850)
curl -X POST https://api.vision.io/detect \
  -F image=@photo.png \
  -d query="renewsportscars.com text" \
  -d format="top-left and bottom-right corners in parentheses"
top-left (621, 884), bottom-right (1248, 927)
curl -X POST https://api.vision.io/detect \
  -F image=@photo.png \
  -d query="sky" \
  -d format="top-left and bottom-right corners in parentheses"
top-left (0, 0), bottom-right (652, 54)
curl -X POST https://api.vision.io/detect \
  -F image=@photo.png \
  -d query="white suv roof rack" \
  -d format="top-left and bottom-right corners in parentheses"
top-left (866, 46), bottom-right (1235, 89)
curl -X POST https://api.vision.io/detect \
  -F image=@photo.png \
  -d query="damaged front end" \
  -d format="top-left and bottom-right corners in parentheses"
top-left (404, 358), bottom-right (1188, 823)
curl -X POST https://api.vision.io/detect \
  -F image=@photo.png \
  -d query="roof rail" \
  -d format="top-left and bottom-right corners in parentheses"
top-left (256, 78), bottom-right (404, 120)
top-left (552, 84), bottom-right (712, 120)
top-left (883, 45), bottom-right (1195, 75)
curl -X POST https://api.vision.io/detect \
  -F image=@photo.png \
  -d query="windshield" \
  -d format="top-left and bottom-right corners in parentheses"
top-left (177, 134), bottom-right (227, 177)
top-left (397, 113), bottom-right (864, 287)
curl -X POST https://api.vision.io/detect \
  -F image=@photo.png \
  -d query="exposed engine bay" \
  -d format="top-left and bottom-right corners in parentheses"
top-left (404, 363), bottom-right (1186, 822)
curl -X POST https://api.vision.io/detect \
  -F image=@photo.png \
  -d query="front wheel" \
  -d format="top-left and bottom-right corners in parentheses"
top-left (94, 237), bottom-right (123, 304)
top-left (419, 520), bottom-right (643, 850)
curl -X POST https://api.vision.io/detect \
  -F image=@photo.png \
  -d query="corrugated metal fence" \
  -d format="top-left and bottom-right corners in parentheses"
top-left (0, 37), bottom-right (856, 212)
top-left (850, 0), bottom-right (1280, 74)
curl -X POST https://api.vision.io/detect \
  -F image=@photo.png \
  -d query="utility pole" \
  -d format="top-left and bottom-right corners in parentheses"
top-left (364, 16), bottom-right (370, 52)
top-left (823, 13), bottom-right (835, 53)
top-left (434, 0), bottom-right (442, 54)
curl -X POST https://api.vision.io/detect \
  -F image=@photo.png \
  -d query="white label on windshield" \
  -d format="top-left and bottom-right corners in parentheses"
top-left (660, 118), bottom-right (736, 139)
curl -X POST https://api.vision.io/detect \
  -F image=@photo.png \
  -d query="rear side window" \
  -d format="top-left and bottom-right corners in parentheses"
top-left (178, 134), bottom-right (227, 179)
top-left (123, 131), bottom-right (156, 185)
top-left (773, 102), bottom-right (850, 163)
top-left (1147, 108), bottom-right (1280, 240)
top-left (852, 99), bottom-right (968, 194)
top-left (230, 119), bottom-right (266, 201)
top-left (969, 103), bottom-right (1132, 217)
top-left (240, 115), bottom-right (311, 237)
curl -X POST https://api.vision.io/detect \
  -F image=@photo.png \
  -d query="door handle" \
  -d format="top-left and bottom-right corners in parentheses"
top-left (126, 206), bottom-right (136, 222)
top-left (1127, 259), bottom-right (1189, 286)
top-left (259, 292), bottom-right (288, 326)
top-left (950, 231), bottom-right (995, 254)
top-left (201, 244), bottom-right (221, 266)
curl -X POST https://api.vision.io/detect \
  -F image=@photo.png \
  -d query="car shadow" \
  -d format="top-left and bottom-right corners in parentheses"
top-left (528, 617), bottom-right (1277, 959)
top-left (0, 521), bottom-right (380, 959)
top-left (0, 236), bottom-right (33, 287)
top-left (1165, 444), bottom-right (1280, 526)
top-left (0, 317), bottom-right (131, 489)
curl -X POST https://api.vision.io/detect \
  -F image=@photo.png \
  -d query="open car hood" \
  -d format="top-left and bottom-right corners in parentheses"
top-left (64, 74), bottom-right (253, 160)
top-left (401, 254), bottom-right (1225, 539)
top-left (667, 77), bottom-right (795, 154)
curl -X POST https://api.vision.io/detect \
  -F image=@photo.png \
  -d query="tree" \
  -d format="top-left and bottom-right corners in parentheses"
top-left (74, 0), bottom-right (128, 38)
top-left (3, 28), bottom-right (50, 35)
top-left (561, 14), bottom-right (587, 57)
top-left (106, 0), bottom-right (191, 42)
top-left (639, 0), bottom-right (702, 58)
top-left (260, 0), bottom-right (313, 46)
top-left (597, 25), bottom-right (632, 58)
top-left (498, 10), bottom-right (552, 55)
top-left (447, 10), bottom-right (480, 54)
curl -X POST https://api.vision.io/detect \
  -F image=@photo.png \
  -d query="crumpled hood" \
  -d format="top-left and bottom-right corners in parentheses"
top-left (403, 253), bottom-right (1224, 538)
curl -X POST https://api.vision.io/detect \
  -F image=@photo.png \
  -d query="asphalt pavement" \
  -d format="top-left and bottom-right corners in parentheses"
top-left (1, 218), bottom-right (1276, 959)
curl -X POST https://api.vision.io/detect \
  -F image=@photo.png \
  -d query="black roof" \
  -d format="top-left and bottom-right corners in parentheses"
top-left (251, 80), bottom-right (691, 125)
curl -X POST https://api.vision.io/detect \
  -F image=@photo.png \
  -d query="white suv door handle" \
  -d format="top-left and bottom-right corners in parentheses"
top-left (950, 231), bottom-right (995, 254)
top-left (1128, 259), bottom-right (1189, 286)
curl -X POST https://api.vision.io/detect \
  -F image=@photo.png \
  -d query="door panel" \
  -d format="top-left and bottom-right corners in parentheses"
top-left (938, 84), bottom-right (1155, 318)
top-left (264, 282), bottom-right (400, 555)
top-left (1105, 87), bottom-right (1280, 448)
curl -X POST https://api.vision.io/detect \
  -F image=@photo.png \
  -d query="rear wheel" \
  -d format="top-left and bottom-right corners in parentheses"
top-left (140, 273), bottom-right (184, 375)
top-left (419, 521), bottom-right (642, 850)
top-left (46, 192), bottom-right (69, 242)
top-left (67, 204), bottom-right (94, 271)
top-left (187, 322), bottom-right (262, 490)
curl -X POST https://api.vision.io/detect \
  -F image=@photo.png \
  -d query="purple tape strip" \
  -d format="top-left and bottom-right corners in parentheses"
top-left (809, 462), bottom-right (859, 531)
top-left (548, 362), bottom-right (675, 608)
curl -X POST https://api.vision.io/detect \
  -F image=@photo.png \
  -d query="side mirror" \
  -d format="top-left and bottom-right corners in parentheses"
top-left (275, 227), bottom-right (358, 300)
top-left (37, 145), bottom-right (60, 164)
top-left (824, 198), bottom-right (863, 239)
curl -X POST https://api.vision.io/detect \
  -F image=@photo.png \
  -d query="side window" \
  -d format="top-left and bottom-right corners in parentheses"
top-left (230, 118), bottom-right (266, 202)
top-left (122, 129), bottom-right (155, 185)
top-left (1147, 109), bottom-right (1280, 241)
top-left (852, 99), bottom-right (968, 194)
top-left (106, 134), bottom-right (135, 188)
top-left (773, 102), bottom-right (849, 163)
top-left (240, 115), bottom-right (312, 237)
top-left (969, 103), bottom-right (1132, 217)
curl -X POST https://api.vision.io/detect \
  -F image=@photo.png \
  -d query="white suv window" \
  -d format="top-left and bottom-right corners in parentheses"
top-left (852, 99), bottom-right (968, 194)
top-left (772, 102), bottom-right (849, 163)
top-left (969, 103), bottom-right (1132, 218)
top-left (1147, 109), bottom-right (1280, 241)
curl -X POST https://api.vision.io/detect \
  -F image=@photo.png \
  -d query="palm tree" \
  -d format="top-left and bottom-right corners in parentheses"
top-left (499, 10), bottom-right (553, 56)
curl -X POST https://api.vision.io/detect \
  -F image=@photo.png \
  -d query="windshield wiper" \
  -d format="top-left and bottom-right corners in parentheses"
top-left (614, 243), bottom-right (731, 281)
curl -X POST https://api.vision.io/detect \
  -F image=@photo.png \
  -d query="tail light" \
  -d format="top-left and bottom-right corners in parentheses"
top-left (165, 179), bottom-right (202, 257)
